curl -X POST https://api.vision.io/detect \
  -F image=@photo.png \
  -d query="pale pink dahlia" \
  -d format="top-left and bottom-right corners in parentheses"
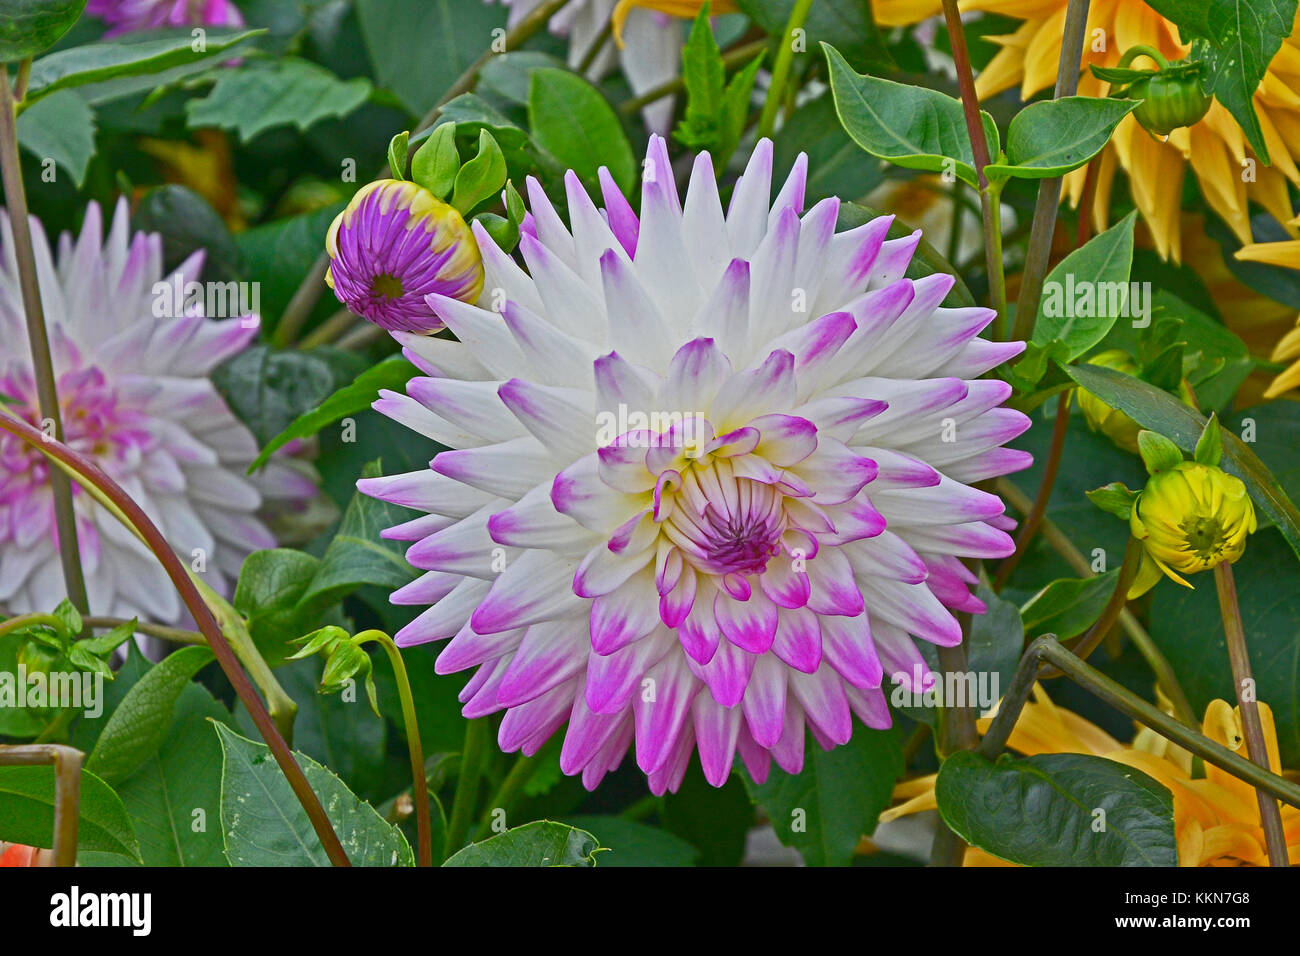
top-left (87, 0), bottom-right (244, 36)
top-left (0, 200), bottom-right (315, 622)
top-left (360, 137), bottom-right (1032, 793)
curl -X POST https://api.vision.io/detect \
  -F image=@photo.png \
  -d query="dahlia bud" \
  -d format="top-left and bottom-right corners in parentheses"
top-left (1075, 350), bottom-right (1143, 452)
top-left (325, 180), bottom-right (484, 334)
top-left (1128, 461), bottom-right (1257, 597)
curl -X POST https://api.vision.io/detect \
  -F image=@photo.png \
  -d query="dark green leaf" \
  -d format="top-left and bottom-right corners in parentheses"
top-left (15, 89), bottom-right (96, 187)
top-left (560, 815), bottom-right (699, 867)
top-left (739, 0), bottom-right (891, 70)
top-left (0, 765), bottom-right (140, 859)
top-left (1019, 571), bottom-right (1119, 640)
top-left (133, 184), bottom-right (244, 282)
top-left (233, 202), bottom-right (344, 332)
top-left (0, 0), bottom-right (85, 62)
top-left (936, 752), bottom-right (1177, 866)
top-left (443, 820), bottom-right (601, 866)
top-left (214, 723), bottom-right (413, 866)
top-left (213, 344), bottom-right (365, 446)
top-left (745, 723), bottom-right (902, 866)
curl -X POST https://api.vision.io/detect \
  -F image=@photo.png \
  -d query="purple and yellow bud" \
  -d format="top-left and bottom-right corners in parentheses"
top-left (325, 179), bottom-right (484, 334)
top-left (1128, 462), bottom-right (1257, 597)
top-left (1075, 350), bottom-right (1143, 453)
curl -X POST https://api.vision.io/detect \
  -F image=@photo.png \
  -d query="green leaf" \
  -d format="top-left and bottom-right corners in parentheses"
top-left (936, 752), bottom-right (1176, 866)
top-left (0, 764), bottom-right (140, 859)
top-left (443, 820), bottom-right (601, 866)
top-left (411, 122), bottom-right (458, 199)
top-left (1144, 0), bottom-right (1298, 162)
top-left (388, 129), bottom-right (409, 180)
top-left (248, 355), bottom-right (418, 474)
top-left (527, 67), bottom-right (637, 196)
top-left (186, 57), bottom-right (371, 142)
top-left (745, 722), bottom-right (902, 866)
top-left (212, 344), bottom-right (365, 446)
top-left (1137, 430), bottom-right (1185, 474)
top-left (451, 129), bottom-right (507, 215)
top-left (660, 763), bottom-right (753, 866)
top-left (775, 94), bottom-right (885, 205)
top-left (24, 28), bottom-right (264, 105)
top-left (823, 42), bottom-right (999, 189)
top-left (986, 96), bottom-right (1138, 179)
top-left (114, 684), bottom-right (232, 866)
top-left (299, 459), bottom-right (418, 607)
top-left (967, 584), bottom-right (1025, 691)
top-left (86, 646), bottom-right (215, 785)
top-left (356, 0), bottom-right (505, 118)
top-left (133, 184), bottom-right (244, 282)
top-left (674, 4), bottom-right (761, 165)
top-left (1032, 212), bottom-right (1137, 360)
top-left (232, 548), bottom-right (323, 665)
top-left (1086, 482), bottom-right (1138, 521)
top-left (1195, 413), bottom-right (1224, 466)
top-left (1019, 571), bottom-right (1119, 641)
top-left (15, 89), bottom-right (96, 187)
top-left (560, 815), bottom-right (699, 867)
top-left (1063, 362), bottom-right (1300, 562)
top-left (0, 0), bottom-right (83, 61)
top-left (214, 723), bottom-right (412, 866)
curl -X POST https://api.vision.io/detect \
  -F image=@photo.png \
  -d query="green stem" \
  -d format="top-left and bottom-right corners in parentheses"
top-left (0, 63), bottom-right (89, 621)
top-left (981, 181), bottom-right (1008, 339)
top-left (475, 750), bottom-right (542, 841)
top-left (994, 392), bottom-right (1069, 589)
top-left (444, 718), bottom-right (490, 859)
top-left (1011, 0), bottom-right (1093, 343)
top-left (1054, 534), bottom-right (1142, 665)
top-left (355, 630), bottom-right (432, 867)
top-left (1117, 44), bottom-right (1171, 71)
top-left (0, 613), bottom-right (65, 639)
top-left (0, 744), bottom-right (83, 866)
top-left (1214, 563), bottom-right (1290, 866)
top-left (756, 0), bottom-right (814, 140)
top-left (930, 623), bottom-right (978, 866)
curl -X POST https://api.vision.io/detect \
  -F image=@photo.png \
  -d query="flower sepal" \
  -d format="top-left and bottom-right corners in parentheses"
top-left (288, 626), bottom-right (380, 717)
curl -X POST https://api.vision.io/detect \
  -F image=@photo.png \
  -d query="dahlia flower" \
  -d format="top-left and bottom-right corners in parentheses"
top-left (884, 684), bottom-right (1300, 866)
top-left (486, 0), bottom-right (684, 133)
top-left (0, 199), bottom-right (315, 623)
top-left (360, 136), bottom-right (1031, 792)
top-left (879, 0), bottom-right (1300, 263)
top-left (87, 0), bottom-right (244, 36)
top-left (325, 180), bottom-right (485, 334)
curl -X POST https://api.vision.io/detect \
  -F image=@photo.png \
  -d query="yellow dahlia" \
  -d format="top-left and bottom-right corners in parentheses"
top-left (883, 684), bottom-right (1300, 866)
top-left (1234, 235), bottom-right (1300, 397)
top-left (874, 0), bottom-right (1300, 263)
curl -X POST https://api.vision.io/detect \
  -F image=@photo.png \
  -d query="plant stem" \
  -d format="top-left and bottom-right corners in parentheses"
top-left (355, 630), bottom-right (432, 867)
top-left (996, 478), bottom-right (1197, 726)
top-left (272, 0), bottom-right (574, 348)
top-left (1011, 0), bottom-right (1092, 343)
top-left (981, 636), bottom-right (1300, 812)
top-left (0, 408), bottom-right (350, 866)
top-left (0, 64), bottom-right (89, 620)
top-left (1049, 533), bottom-right (1141, 666)
top-left (0, 744), bottom-right (83, 865)
top-left (930, 621), bottom-right (979, 866)
top-left (0, 612), bottom-right (65, 638)
top-left (980, 182), bottom-right (1008, 338)
top-left (577, 19), bottom-right (614, 75)
top-left (994, 392), bottom-right (1070, 589)
top-left (756, 0), bottom-right (813, 140)
top-left (444, 717), bottom-right (490, 858)
top-left (1214, 563), bottom-right (1290, 866)
top-left (475, 750), bottom-right (541, 841)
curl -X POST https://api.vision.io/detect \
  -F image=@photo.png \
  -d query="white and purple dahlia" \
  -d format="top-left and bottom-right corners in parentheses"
top-left (0, 200), bottom-right (315, 623)
top-left (87, 0), bottom-right (244, 36)
top-left (360, 137), bottom-right (1032, 793)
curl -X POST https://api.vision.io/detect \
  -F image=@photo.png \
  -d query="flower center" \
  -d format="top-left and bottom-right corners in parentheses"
top-left (664, 461), bottom-right (787, 577)
top-left (371, 273), bottom-right (405, 299)
top-left (0, 363), bottom-right (151, 497)
top-left (1180, 515), bottom-right (1225, 562)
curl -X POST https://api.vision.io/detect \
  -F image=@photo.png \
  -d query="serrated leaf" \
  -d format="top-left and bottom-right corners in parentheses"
top-left (936, 752), bottom-right (1177, 866)
top-left (442, 820), bottom-right (600, 866)
top-left (215, 723), bottom-right (412, 866)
